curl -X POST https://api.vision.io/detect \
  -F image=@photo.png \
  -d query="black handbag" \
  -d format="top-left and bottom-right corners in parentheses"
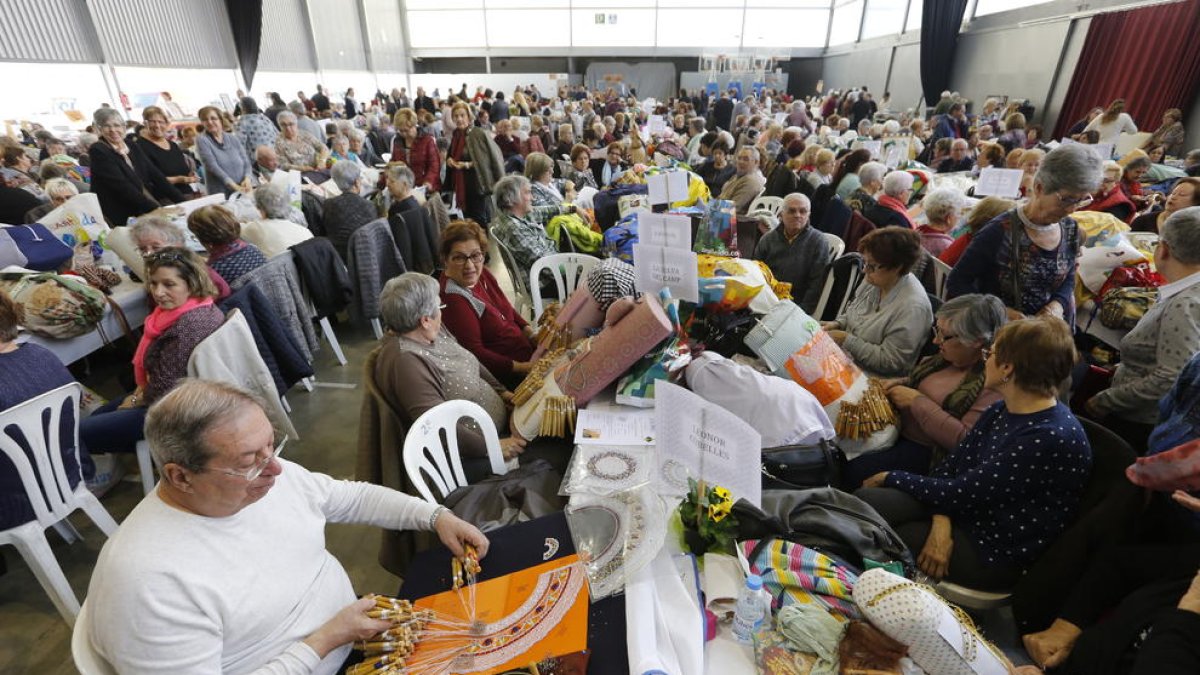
top-left (761, 439), bottom-right (847, 491)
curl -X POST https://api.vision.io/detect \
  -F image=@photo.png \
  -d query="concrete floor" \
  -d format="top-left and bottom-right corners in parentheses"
top-left (0, 320), bottom-right (396, 674)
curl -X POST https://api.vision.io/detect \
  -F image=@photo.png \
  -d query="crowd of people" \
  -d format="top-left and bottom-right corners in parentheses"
top-left (1, 78), bottom-right (1199, 674)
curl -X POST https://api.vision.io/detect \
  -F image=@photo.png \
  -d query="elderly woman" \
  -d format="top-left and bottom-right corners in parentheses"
top-left (1142, 108), bottom-right (1187, 158)
top-left (376, 273), bottom-right (532, 476)
top-left (187, 205), bottom-right (268, 286)
top-left (1016, 147), bottom-right (1045, 197)
top-left (1118, 149), bottom-right (1154, 209)
top-left (274, 110), bottom-right (330, 183)
top-left (234, 97), bottom-right (278, 158)
top-left (135, 106), bottom-right (199, 193)
top-left (21, 177), bottom-right (76, 222)
top-left (439, 220), bottom-right (535, 387)
top-left (128, 215), bottom-right (230, 299)
top-left (347, 129), bottom-right (379, 167)
top-left (390, 108), bottom-right (440, 192)
top-left (697, 141), bottom-right (735, 196)
top-left (490, 175), bottom-right (558, 278)
top-left (322, 161), bottom-right (377, 262)
top-left (446, 101), bottom-right (504, 224)
top-left (196, 105), bottom-right (253, 197)
top-left (846, 160), bottom-right (885, 214)
top-left (998, 112), bottom-right (1027, 153)
top-left (87, 379), bottom-right (487, 673)
top-left (1, 145), bottom-right (47, 201)
top-left (1131, 177), bottom-right (1200, 233)
top-left (525, 152), bottom-right (574, 216)
top-left (833, 148), bottom-right (873, 201)
top-left (81, 248), bottom-right (225, 459)
top-left (803, 148), bottom-right (837, 189)
top-left (844, 294), bottom-right (1007, 487)
top-left (551, 124), bottom-right (575, 165)
top-left (566, 143), bottom-right (599, 191)
top-left (918, 187), bottom-right (966, 257)
top-left (871, 170), bottom-right (917, 229)
top-left (939, 196), bottom-right (1018, 266)
top-left (974, 142), bottom-right (1006, 174)
top-left (89, 107), bottom-right (183, 226)
top-left (1084, 207), bottom-right (1200, 453)
top-left (328, 135), bottom-right (362, 166)
top-left (382, 165), bottom-right (437, 273)
top-left (1090, 160), bottom-right (1136, 223)
top-left (857, 317), bottom-right (1091, 589)
top-left (239, 183), bottom-right (313, 258)
top-left (947, 143), bottom-right (1102, 324)
top-left (822, 227), bottom-right (934, 378)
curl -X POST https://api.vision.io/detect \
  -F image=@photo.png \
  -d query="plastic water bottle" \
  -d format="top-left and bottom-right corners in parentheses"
top-left (731, 575), bottom-right (766, 643)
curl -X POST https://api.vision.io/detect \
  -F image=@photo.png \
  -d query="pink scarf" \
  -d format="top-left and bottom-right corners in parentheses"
top-left (877, 194), bottom-right (916, 229)
top-left (133, 298), bottom-right (213, 388)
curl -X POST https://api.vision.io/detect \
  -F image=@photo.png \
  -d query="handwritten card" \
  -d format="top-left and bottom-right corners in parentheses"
top-left (637, 212), bottom-right (692, 250)
top-left (654, 382), bottom-right (762, 507)
top-left (974, 168), bottom-right (1024, 197)
top-left (633, 243), bottom-right (699, 303)
top-left (647, 171), bottom-right (689, 205)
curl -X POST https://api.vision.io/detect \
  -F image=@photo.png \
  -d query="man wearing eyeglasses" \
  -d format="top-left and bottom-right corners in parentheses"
top-left (84, 379), bottom-right (488, 674)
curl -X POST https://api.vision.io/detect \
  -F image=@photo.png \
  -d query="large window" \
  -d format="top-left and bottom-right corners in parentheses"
top-left (974, 0), bottom-right (1053, 18)
top-left (861, 0), bottom-right (908, 39)
top-left (905, 0), bottom-right (923, 32)
top-left (406, 10), bottom-right (487, 48)
top-left (572, 8), bottom-right (656, 47)
top-left (743, 8), bottom-right (830, 48)
top-left (829, 0), bottom-right (865, 46)
top-left (656, 8), bottom-right (742, 47)
top-left (486, 9), bottom-right (571, 47)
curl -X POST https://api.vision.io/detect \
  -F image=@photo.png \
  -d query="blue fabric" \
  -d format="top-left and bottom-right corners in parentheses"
top-left (219, 284), bottom-right (315, 393)
top-left (79, 397), bottom-right (147, 456)
top-left (884, 401), bottom-right (1091, 566)
top-left (1148, 352), bottom-right (1200, 456)
top-left (843, 437), bottom-right (933, 489)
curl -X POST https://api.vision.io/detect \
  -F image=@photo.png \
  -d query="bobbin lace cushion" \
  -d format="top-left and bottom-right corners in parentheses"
top-left (565, 486), bottom-right (668, 601)
top-left (560, 445), bottom-right (654, 496)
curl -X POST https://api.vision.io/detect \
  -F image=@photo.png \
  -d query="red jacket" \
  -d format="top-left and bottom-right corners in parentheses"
top-left (391, 133), bottom-right (441, 192)
top-left (439, 268), bottom-right (533, 378)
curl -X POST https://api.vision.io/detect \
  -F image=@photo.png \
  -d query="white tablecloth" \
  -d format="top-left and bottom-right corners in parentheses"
top-left (18, 277), bottom-right (148, 365)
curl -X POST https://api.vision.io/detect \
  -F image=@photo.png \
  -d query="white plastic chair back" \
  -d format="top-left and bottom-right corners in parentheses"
top-left (529, 253), bottom-right (600, 321)
top-left (812, 253), bottom-right (865, 322)
top-left (748, 195), bottom-right (784, 217)
top-left (492, 236), bottom-right (533, 320)
top-left (72, 601), bottom-right (117, 675)
top-left (823, 232), bottom-right (846, 259)
top-left (403, 400), bottom-right (508, 503)
top-left (930, 256), bottom-right (952, 300)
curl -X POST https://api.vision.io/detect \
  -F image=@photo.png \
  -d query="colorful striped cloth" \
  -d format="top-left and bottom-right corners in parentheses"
top-left (741, 539), bottom-right (861, 621)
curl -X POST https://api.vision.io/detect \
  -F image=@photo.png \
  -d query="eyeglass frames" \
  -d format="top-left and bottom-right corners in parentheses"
top-left (207, 435), bottom-right (288, 481)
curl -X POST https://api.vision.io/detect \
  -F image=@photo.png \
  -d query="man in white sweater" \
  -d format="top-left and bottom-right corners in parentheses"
top-left (84, 379), bottom-right (488, 674)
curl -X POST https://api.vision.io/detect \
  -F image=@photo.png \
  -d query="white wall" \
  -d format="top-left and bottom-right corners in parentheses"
top-left (407, 73), bottom-right (573, 99)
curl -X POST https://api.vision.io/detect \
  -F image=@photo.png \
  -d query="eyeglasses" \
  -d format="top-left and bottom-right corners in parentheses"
top-left (863, 262), bottom-right (885, 273)
top-left (144, 249), bottom-right (189, 263)
top-left (981, 346), bottom-right (993, 361)
top-left (207, 435), bottom-right (288, 481)
top-left (448, 251), bottom-right (485, 266)
top-left (933, 326), bottom-right (959, 342)
top-left (1056, 192), bottom-right (1094, 209)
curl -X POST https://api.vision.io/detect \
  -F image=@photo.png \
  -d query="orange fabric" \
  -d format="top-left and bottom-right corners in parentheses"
top-left (784, 331), bottom-right (859, 405)
top-left (410, 555), bottom-right (589, 674)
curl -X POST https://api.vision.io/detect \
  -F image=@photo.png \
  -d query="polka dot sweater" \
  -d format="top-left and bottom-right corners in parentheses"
top-left (884, 401), bottom-right (1091, 567)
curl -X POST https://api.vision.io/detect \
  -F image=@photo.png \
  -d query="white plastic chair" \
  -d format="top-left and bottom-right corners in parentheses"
top-left (403, 400), bottom-right (508, 504)
top-left (493, 236), bottom-right (534, 320)
top-left (748, 195), bottom-right (784, 218)
top-left (72, 600), bottom-right (117, 674)
top-left (822, 232), bottom-right (846, 259)
top-left (930, 256), bottom-right (953, 300)
top-left (135, 439), bottom-right (154, 495)
top-left (0, 383), bottom-right (119, 625)
top-left (529, 253), bottom-right (600, 322)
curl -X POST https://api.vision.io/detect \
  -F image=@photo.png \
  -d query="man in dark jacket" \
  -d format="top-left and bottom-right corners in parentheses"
top-left (310, 85), bottom-right (331, 116)
top-left (712, 93), bottom-right (735, 132)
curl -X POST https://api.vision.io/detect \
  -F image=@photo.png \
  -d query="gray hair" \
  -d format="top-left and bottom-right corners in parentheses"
top-left (276, 110), bottom-right (297, 125)
top-left (783, 192), bottom-right (811, 208)
top-left (493, 174), bottom-right (529, 212)
top-left (882, 120), bottom-right (901, 134)
top-left (737, 145), bottom-right (760, 162)
top-left (76, 132), bottom-right (98, 149)
top-left (43, 177), bottom-right (78, 200)
top-left (858, 161), bottom-right (887, 188)
top-left (130, 215), bottom-right (185, 246)
top-left (922, 187), bottom-right (965, 223)
top-left (287, 101), bottom-right (306, 116)
top-left (254, 183), bottom-right (291, 220)
top-left (330, 160), bottom-right (361, 191)
top-left (1161, 206), bottom-right (1200, 265)
top-left (385, 164), bottom-right (415, 188)
top-left (330, 135), bottom-right (349, 152)
top-left (1036, 143), bottom-right (1103, 194)
top-left (937, 294), bottom-right (1007, 346)
top-left (882, 169), bottom-right (914, 197)
top-left (92, 107), bottom-right (123, 129)
top-left (379, 272), bottom-right (440, 334)
top-left (146, 379), bottom-right (270, 471)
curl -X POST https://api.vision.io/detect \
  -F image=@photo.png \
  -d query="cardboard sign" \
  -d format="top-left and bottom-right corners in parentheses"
top-left (647, 171), bottom-right (689, 205)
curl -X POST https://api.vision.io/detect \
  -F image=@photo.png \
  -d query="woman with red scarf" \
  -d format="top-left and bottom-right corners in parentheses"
top-left (80, 247), bottom-right (224, 456)
top-left (876, 170), bottom-right (917, 229)
top-left (1091, 161), bottom-right (1136, 223)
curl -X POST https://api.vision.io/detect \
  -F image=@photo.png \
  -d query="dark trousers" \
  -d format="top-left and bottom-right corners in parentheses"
top-left (855, 486), bottom-right (1021, 590)
top-left (1096, 415), bottom-right (1154, 456)
top-left (843, 437), bottom-right (933, 489)
top-left (80, 397), bottom-right (147, 455)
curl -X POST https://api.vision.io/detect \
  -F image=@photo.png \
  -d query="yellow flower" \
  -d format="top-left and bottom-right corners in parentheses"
top-left (711, 486), bottom-right (731, 504)
top-left (708, 504), bottom-right (729, 522)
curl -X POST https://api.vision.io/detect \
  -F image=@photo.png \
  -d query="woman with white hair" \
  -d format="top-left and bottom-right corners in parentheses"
top-left (239, 183), bottom-right (313, 258)
top-left (947, 143), bottom-right (1103, 324)
top-left (873, 170), bottom-right (917, 228)
top-left (917, 187), bottom-right (965, 256)
top-left (89, 107), bottom-right (184, 226)
top-left (847, 160), bottom-right (886, 214)
top-left (274, 110), bottom-right (330, 183)
top-left (322, 161), bottom-right (377, 261)
top-left (786, 100), bottom-right (815, 132)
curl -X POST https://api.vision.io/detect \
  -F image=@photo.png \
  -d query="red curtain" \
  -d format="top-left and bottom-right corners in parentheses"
top-left (1052, 0), bottom-right (1200, 140)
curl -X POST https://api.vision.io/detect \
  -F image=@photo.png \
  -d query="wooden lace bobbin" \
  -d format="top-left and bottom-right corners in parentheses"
top-left (835, 379), bottom-right (898, 440)
top-left (512, 347), bottom-right (568, 406)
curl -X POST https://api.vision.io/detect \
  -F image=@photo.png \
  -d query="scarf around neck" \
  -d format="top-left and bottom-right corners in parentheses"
top-left (876, 194), bottom-right (915, 228)
top-left (133, 297), bottom-right (214, 388)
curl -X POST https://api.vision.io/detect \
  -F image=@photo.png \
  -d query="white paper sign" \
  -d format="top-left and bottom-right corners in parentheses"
top-left (633, 243), bottom-right (699, 303)
top-left (646, 170), bottom-right (690, 205)
top-left (654, 382), bottom-right (762, 507)
top-left (648, 115), bottom-right (668, 135)
top-left (575, 409), bottom-right (656, 446)
top-left (1091, 143), bottom-right (1114, 160)
top-left (974, 167), bottom-right (1024, 197)
top-left (855, 140), bottom-right (882, 159)
top-left (637, 212), bottom-right (692, 250)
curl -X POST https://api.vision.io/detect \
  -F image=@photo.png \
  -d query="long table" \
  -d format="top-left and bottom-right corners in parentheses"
top-left (18, 277), bottom-right (148, 365)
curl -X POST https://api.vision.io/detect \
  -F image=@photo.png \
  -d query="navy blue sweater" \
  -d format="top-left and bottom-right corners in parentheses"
top-left (885, 401), bottom-right (1091, 566)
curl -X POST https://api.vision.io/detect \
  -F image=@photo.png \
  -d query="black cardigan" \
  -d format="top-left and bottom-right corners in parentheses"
top-left (89, 140), bottom-right (184, 227)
